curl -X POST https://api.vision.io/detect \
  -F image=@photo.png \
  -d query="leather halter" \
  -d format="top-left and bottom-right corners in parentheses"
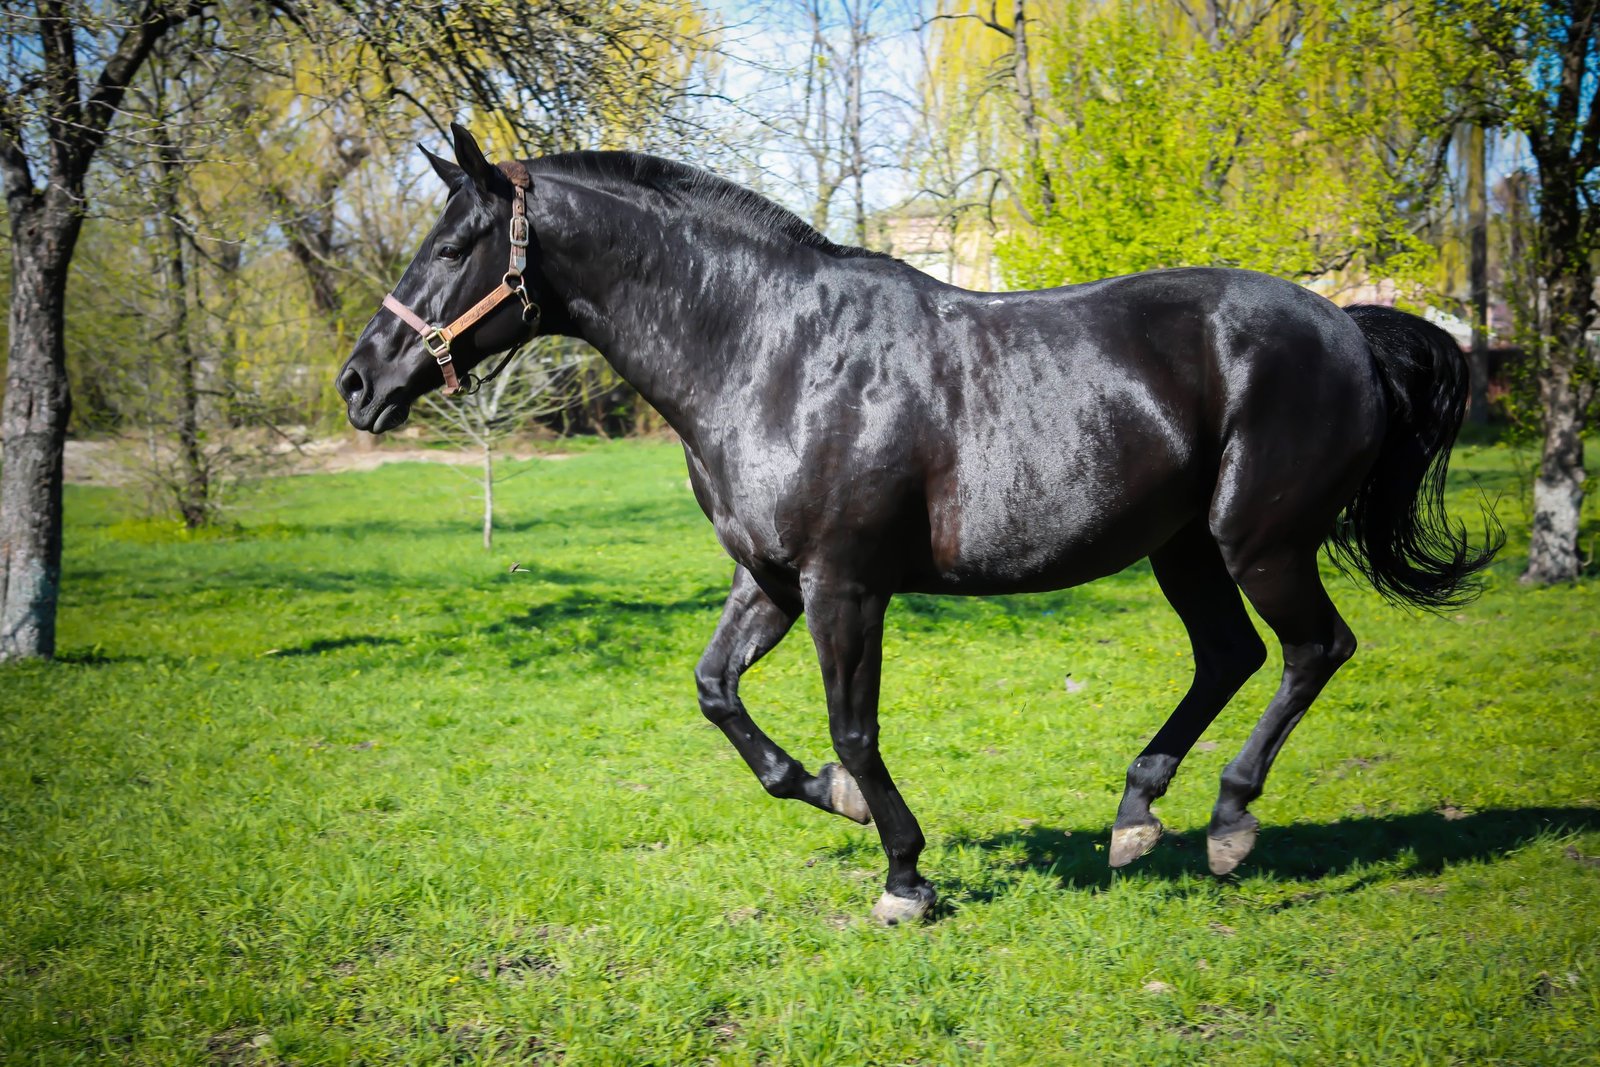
top-left (379, 160), bottom-right (540, 396)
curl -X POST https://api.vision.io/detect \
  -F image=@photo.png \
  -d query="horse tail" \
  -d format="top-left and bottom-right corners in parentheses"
top-left (1327, 304), bottom-right (1503, 610)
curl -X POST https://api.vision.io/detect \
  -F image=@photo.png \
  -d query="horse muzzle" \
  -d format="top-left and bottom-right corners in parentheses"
top-left (337, 359), bottom-right (411, 434)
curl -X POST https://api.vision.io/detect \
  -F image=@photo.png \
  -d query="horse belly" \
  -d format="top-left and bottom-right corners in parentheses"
top-left (919, 486), bottom-right (1186, 595)
top-left (917, 408), bottom-right (1202, 595)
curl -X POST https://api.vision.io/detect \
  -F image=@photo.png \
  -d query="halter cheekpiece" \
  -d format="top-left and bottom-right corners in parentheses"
top-left (379, 159), bottom-right (540, 396)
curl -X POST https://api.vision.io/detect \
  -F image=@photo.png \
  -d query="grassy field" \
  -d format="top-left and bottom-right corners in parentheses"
top-left (2, 435), bottom-right (1598, 1065)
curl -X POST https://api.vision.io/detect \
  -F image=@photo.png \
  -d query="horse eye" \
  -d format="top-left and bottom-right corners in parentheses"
top-left (437, 244), bottom-right (462, 261)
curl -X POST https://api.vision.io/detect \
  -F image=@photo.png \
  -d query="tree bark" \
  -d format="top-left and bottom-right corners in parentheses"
top-left (844, 0), bottom-right (868, 246)
top-left (0, 195), bottom-right (78, 660)
top-left (158, 146), bottom-right (209, 528)
top-left (1466, 123), bottom-right (1490, 424)
top-left (1524, 356), bottom-right (1585, 584)
top-left (1012, 0), bottom-right (1054, 216)
top-left (0, 0), bottom-right (195, 659)
top-left (1521, 84), bottom-right (1596, 584)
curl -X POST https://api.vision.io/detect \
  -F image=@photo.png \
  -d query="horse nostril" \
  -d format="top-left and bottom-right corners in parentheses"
top-left (338, 365), bottom-right (366, 404)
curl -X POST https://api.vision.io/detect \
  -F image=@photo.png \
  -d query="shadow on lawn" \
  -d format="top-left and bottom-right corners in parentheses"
top-left (488, 586), bottom-right (727, 634)
top-left (272, 635), bottom-right (407, 657)
top-left (937, 805), bottom-right (1600, 903)
top-left (71, 555), bottom-right (598, 607)
top-left (488, 586), bottom-right (726, 666)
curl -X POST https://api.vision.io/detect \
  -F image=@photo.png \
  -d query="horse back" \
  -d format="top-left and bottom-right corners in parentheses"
top-left (904, 267), bottom-right (1377, 594)
top-left (687, 263), bottom-right (1376, 597)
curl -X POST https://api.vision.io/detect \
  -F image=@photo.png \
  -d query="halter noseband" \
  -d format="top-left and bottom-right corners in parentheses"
top-left (379, 159), bottom-right (541, 396)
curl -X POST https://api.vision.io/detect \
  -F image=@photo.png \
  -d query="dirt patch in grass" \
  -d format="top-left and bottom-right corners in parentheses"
top-left (60, 433), bottom-right (579, 486)
top-left (204, 1028), bottom-right (267, 1065)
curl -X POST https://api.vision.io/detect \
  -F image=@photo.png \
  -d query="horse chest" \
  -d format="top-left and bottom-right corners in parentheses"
top-left (684, 442), bottom-right (813, 569)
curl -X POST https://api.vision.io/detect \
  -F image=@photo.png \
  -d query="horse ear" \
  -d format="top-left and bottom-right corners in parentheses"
top-left (450, 122), bottom-right (497, 193)
top-left (420, 143), bottom-right (464, 190)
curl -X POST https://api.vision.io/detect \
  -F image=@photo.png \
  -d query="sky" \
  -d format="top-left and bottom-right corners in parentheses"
top-left (684, 0), bottom-right (936, 237)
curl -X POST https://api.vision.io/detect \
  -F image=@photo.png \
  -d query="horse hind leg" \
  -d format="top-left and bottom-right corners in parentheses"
top-left (1207, 547), bottom-right (1356, 875)
top-left (696, 566), bottom-right (870, 823)
top-left (1110, 521), bottom-right (1267, 867)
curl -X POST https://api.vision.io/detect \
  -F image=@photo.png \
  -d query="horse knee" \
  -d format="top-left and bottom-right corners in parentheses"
top-left (694, 658), bottom-right (737, 725)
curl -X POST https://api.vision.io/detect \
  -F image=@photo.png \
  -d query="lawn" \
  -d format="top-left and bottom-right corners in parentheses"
top-left (2, 436), bottom-right (1597, 1065)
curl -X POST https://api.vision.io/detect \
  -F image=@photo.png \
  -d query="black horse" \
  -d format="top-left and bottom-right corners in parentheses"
top-left (337, 125), bottom-right (1498, 924)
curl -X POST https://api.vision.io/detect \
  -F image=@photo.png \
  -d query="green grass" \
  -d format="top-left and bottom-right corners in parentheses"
top-left (2, 437), bottom-right (1598, 1065)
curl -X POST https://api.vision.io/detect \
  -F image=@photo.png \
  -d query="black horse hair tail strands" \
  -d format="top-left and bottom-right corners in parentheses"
top-left (1330, 305), bottom-right (1504, 610)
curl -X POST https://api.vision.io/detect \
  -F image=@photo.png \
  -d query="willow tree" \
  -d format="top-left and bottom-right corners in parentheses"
top-left (920, 0), bottom-right (1477, 286)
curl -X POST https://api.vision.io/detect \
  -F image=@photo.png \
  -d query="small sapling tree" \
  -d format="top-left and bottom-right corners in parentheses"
top-left (416, 339), bottom-right (591, 550)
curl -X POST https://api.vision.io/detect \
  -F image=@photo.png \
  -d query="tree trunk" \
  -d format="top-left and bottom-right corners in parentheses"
top-left (1012, 0), bottom-right (1054, 215)
top-left (1524, 358), bottom-right (1586, 583)
top-left (482, 443), bottom-right (494, 551)
top-left (0, 197), bottom-right (79, 660)
top-left (159, 148), bottom-right (209, 528)
top-left (1466, 123), bottom-right (1490, 424)
top-left (811, 172), bottom-right (838, 236)
top-left (1522, 278), bottom-right (1589, 584)
top-left (845, 1), bottom-right (868, 247)
top-left (0, 0), bottom-right (196, 660)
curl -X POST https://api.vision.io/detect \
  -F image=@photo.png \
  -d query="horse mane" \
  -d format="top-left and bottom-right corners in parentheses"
top-left (529, 151), bottom-right (894, 263)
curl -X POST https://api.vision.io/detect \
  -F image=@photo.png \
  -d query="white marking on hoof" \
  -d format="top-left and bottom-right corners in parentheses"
top-left (871, 890), bottom-right (933, 926)
top-left (1109, 821), bottom-right (1163, 868)
top-left (822, 763), bottom-right (872, 824)
top-left (1207, 818), bottom-right (1259, 876)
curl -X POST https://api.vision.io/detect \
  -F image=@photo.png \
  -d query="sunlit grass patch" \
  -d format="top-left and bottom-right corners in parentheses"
top-left (1, 437), bottom-right (1596, 1064)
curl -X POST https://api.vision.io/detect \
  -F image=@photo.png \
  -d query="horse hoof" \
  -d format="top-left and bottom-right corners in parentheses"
top-left (1109, 821), bottom-right (1163, 868)
top-left (871, 888), bottom-right (934, 926)
top-left (821, 763), bottom-right (872, 824)
top-left (1207, 815), bottom-right (1260, 876)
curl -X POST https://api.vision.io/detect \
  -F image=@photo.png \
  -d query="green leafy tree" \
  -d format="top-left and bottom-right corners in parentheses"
top-left (968, 0), bottom-right (1476, 286)
top-left (1466, 0), bottom-right (1599, 584)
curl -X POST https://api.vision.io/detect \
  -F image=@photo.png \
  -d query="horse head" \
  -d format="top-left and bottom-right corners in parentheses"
top-left (337, 124), bottom-right (551, 432)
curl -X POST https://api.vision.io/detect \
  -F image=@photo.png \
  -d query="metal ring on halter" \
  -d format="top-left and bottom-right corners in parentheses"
top-left (503, 272), bottom-right (539, 325)
top-left (423, 328), bottom-right (452, 361)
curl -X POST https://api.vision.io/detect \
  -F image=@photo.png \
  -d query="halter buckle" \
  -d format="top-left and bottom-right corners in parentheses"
top-left (423, 327), bottom-right (452, 362)
top-left (508, 215), bottom-right (529, 248)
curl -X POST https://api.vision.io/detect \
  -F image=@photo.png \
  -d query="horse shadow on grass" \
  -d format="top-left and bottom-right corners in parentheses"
top-left (238, 583), bottom-right (723, 666)
top-left (486, 586), bottom-right (726, 667)
top-left (271, 635), bottom-right (408, 657)
top-left (890, 806), bottom-right (1600, 909)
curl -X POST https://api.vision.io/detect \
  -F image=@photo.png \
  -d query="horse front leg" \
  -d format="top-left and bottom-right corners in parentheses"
top-left (696, 566), bottom-right (870, 822)
top-left (804, 578), bottom-right (936, 924)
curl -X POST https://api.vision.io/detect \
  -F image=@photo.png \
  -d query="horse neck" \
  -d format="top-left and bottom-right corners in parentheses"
top-left (533, 182), bottom-right (828, 441)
